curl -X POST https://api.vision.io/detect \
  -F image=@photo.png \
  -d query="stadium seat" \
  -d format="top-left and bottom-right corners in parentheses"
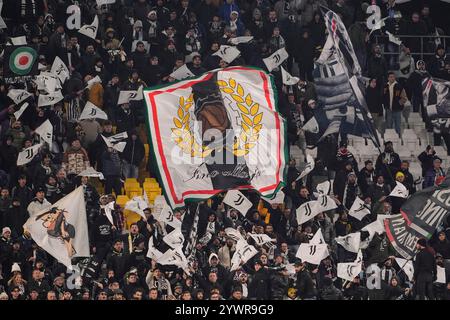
top-left (116, 195), bottom-right (130, 208)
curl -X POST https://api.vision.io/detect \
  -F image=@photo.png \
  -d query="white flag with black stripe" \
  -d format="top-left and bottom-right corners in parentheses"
top-left (229, 36), bottom-right (253, 45)
top-left (296, 243), bottom-right (329, 265)
top-left (248, 233), bottom-right (272, 246)
top-left (223, 190), bottom-right (252, 214)
top-left (78, 167), bottom-right (104, 180)
top-left (281, 66), bottom-right (299, 85)
top-left (117, 86), bottom-right (143, 105)
top-left (79, 101), bottom-right (108, 120)
top-left (38, 90), bottom-right (64, 107)
top-left (8, 89), bottom-right (32, 104)
top-left (310, 229), bottom-right (326, 244)
top-left (225, 227), bottom-right (245, 242)
top-left (125, 196), bottom-right (148, 220)
top-left (147, 237), bottom-right (163, 260)
top-left (337, 250), bottom-right (363, 281)
top-left (389, 181), bottom-right (409, 198)
top-left (157, 204), bottom-right (182, 229)
top-left (395, 258), bottom-right (414, 282)
top-left (348, 197), bottom-right (370, 221)
top-left (263, 47), bottom-right (289, 72)
top-left (170, 64), bottom-right (194, 80)
top-left (335, 232), bottom-right (361, 253)
top-left (35, 119), bottom-right (53, 145)
top-left (78, 15), bottom-right (99, 40)
top-left (51, 56), bottom-right (70, 84)
top-left (230, 240), bottom-right (258, 271)
top-left (302, 117), bottom-right (319, 133)
top-left (296, 154), bottom-right (315, 181)
top-left (17, 143), bottom-right (42, 166)
top-left (213, 45), bottom-right (241, 64)
top-left (163, 228), bottom-right (185, 249)
top-left (14, 102), bottom-right (29, 120)
top-left (262, 191), bottom-right (285, 204)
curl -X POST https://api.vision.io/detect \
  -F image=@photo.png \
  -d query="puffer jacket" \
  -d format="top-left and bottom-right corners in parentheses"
top-left (320, 284), bottom-right (344, 300)
top-left (62, 146), bottom-right (90, 175)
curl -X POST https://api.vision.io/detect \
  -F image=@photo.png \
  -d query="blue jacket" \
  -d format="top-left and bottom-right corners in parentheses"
top-left (423, 168), bottom-right (445, 189)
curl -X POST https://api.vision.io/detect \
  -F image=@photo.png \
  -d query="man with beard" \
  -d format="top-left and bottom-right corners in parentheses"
top-left (358, 160), bottom-right (376, 196)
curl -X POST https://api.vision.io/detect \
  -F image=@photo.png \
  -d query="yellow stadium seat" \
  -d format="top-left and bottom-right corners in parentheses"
top-left (123, 209), bottom-right (142, 230)
top-left (125, 178), bottom-right (138, 184)
top-left (144, 144), bottom-right (150, 157)
top-left (145, 177), bottom-right (157, 183)
top-left (127, 187), bottom-right (143, 199)
top-left (116, 195), bottom-right (130, 208)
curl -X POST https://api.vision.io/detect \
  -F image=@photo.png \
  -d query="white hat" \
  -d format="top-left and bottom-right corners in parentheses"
top-left (2, 227), bottom-right (11, 236)
top-left (11, 263), bottom-right (21, 273)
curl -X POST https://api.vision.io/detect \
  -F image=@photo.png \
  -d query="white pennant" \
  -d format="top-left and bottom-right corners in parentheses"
top-left (248, 233), bottom-right (272, 246)
top-left (9, 36), bottom-right (27, 45)
top-left (310, 229), bottom-right (326, 245)
top-left (296, 243), bottom-right (329, 265)
top-left (386, 31), bottom-right (402, 46)
top-left (337, 250), bottom-right (363, 282)
top-left (125, 196), bottom-right (148, 220)
top-left (263, 47), bottom-right (289, 72)
top-left (395, 258), bottom-right (414, 282)
top-left (117, 87), bottom-right (143, 105)
top-left (229, 36), bottom-right (253, 45)
top-left (389, 181), bottom-right (409, 198)
top-left (262, 191), bottom-right (285, 204)
top-left (147, 237), bottom-right (163, 260)
top-left (348, 197), bottom-right (371, 221)
top-left (296, 195), bottom-right (337, 225)
top-left (170, 64), bottom-right (194, 80)
top-left (281, 66), bottom-right (299, 85)
top-left (213, 45), bottom-right (241, 64)
top-left (8, 89), bottom-right (32, 104)
top-left (335, 232), bottom-right (361, 253)
top-left (78, 15), bottom-right (99, 40)
top-left (78, 167), bottom-right (104, 180)
top-left (35, 119), bottom-right (53, 145)
top-left (51, 57), bottom-right (70, 84)
top-left (101, 201), bottom-right (115, 225)
top-left (36, 72), bottom-right (59, 93)
top-left (37, 90), bottom-right (64, 107)
top-left (97, 0), bottom-right (116, 6)
top-left (85, 75), bottom-right (102, 90)
top-left (296, 154), bottom-right (315, 181)
top-left (230, 240), bottom-right (258, 271)
top-left (157, 204), bottom-right (182, 229)
top-left (17, 143), bottom-right (43, 166)
top-left (14, 102), bottom-right (29, 120)
top-left (302, 116), bottom-right (319, 133)
top-left (225, 227), bottom-right (245, 242)
top-left (162, 228), bottom-right (185, 249)
top-left (79, 101), bottom-right (108, 120)
top-left (101, 132), bottom-right (128, 152)
top-left (223, 190), bottom-right (253, 214)
top-left (316, 181), bottom-right (330, 195)
top-left (436, 266), bottom-right (446, 284)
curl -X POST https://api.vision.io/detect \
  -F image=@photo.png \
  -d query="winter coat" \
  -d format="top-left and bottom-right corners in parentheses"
top-left (383, 81), bottom-right (408, 112)
top-left (248, 268), bottom-right (271, 300)
top-left (270, 271), bottom-right (289, 300)
top-left (106, 249), bottom-right (130, 280)
top-left (121, 137), bottom-right (145, 167)
top-left (320, 284), bottom-right (344, 300)
top-left (101, 150), bottom-right (122, 177)
top-left (62, 146), bottom-right (90, 176)
top-left (433, 240), bottom-right (450, 259)
top-left (88, 83), bottom-right (104, 109)
top-left (366, 85), bottom-right (383, 115)
top-left (296, 268), bottom-right (317, 299)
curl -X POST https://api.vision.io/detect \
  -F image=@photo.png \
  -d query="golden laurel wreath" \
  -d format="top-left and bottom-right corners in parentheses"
top-left (171, 78), bottom-right (263, 157)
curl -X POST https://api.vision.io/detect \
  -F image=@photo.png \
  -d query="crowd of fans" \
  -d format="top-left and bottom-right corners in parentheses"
top-left (0, 0), bottom-right (450, 301)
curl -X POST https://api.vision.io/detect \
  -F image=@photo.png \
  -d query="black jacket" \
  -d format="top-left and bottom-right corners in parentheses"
top-left (121, 137), bottom-right (145, 167)
top-left (248, 268), bottom-right (271, 300)
top-left (413, 247), bottom-right (437, 281)
top-left (296, 268), bottom-right (317, 299)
